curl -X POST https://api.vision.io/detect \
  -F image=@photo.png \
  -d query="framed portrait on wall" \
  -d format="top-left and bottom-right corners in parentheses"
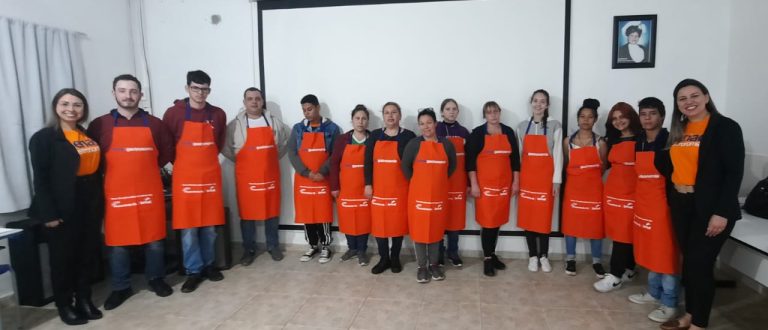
top-left (612, 14), bottom-right (657, 69)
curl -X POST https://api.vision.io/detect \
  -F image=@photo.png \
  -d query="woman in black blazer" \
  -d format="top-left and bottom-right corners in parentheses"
top-left (658, 79), bottom-right (744, 330)
top-left (28, 88), bottom-right (104, 326)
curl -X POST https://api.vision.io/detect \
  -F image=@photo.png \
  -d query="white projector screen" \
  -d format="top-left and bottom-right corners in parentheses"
top-left (260, 0), bottom-right (566, 232)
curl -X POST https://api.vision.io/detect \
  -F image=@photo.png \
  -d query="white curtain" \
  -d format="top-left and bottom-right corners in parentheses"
top-left (0, 16), bottom-right (86, 213)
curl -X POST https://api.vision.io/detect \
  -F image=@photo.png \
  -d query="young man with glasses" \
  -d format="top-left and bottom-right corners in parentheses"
top-left (162, 70), bottom-right (227, 293)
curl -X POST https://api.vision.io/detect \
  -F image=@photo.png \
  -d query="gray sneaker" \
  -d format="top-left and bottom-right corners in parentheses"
top-left (300, 247), bottom-right (319, 262)
top-left (417, 267), bottom-right (431, 283)
top-left (340, 249), bottom-right (358, 262)
top-left (318, 247), bottom-right (332, 264)
top-left (430, 264), bottom-right (446, 281)
top-left (358, 252), bottom-right (370, 266)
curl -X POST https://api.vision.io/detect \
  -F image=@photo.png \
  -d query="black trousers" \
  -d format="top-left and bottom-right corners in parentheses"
top-left (45, 175), bottom-right (102, 308)
top-left (375, 236), bottom-right (403, 260)
top-left (524, 230), bottom-right (549, 258)
top-left (304, 223), bottom-right (331, 247)
top-left (669, 190), bottom-right (735, 328)
top-left (481, 227), bottom-right (500, 257)
top-left (609, 241), bottom-right (636, 278)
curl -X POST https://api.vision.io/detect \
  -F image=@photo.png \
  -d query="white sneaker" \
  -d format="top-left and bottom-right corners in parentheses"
top-left (621, 269), bottom-right (637, 283)
top-left (648, 305), bottom-right (678, 323)
top-left (318, 247), bottom-right (332, 264)
top-left (300, 247), bottom-right (319, 262)
top-left (527, 256), bottom-right (539, 272)
top-left (539, 257), bottom-right (552, 273)
top-left (593, 274), bottom-right (622, 293)
top-left (628, 292), bottom-right (659, 305)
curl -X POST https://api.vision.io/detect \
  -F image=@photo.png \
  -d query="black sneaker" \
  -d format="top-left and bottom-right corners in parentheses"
top-left (103, 288), bottom-right (134, 310)
top-left (430, 264), bottom-right (446, 281)
top-left (417, 267), bottom-right (431, 283)
top-left (565, 260), bottom-right (576, 276)
top-left (203, 266), bottom-right (224, 281)
top-left (483, 258), bottom-right (496, 277)
top-left (390, 258), bottom-right (403, 273)
top-left (181, 274), bottom-right (204, 293)
top-left (593, 263), bottom-right (606, 279)
top-left (447, 254), bottom-right (464, 267)
top-left (268, 249), bottom-right (284, 261)
top-left (240, 250), bottom-right (256, 266)
top-left (358, 251), bottom-right (370, 266)
top-left (371, 258), bottom-right (391, 274)
top-left (340, 249), bottom-right (358, 262)
top-left (299, 247), bottom-right (320, 262)
top-left (148, 278), bottom-right (173, 297)
top-left (490, 254), bottom-right (506, 270)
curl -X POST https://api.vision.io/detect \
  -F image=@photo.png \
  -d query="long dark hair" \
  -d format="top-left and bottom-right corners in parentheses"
top-left (530, 89), bottom-right (550, 131)
top-left (667, 79), bottom-right (720, 148)
top-left (604, 102), bottom-right (641, 143)
top-left (47, 88), bottom-right (89, 129)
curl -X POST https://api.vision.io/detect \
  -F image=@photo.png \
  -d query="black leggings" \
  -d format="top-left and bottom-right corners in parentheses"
top-left (669, 191), bottom-right (735, 328)
top-left (609, 241), bottom-right (636, 278)
top-left (375, 236), bottom-right (403, 260)
top-left (481, 227), bottom-right (500, 258)
top-left (524, 231), bottom-right (549, 258)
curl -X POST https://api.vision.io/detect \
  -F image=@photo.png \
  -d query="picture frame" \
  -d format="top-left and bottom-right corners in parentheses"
top-left (612, 14), bottom-right (657, 69)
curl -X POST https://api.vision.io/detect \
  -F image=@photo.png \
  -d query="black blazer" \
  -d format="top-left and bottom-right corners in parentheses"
top-left (27, 126), bottom-right (103, 224)
top-left (657, 113), bottom-right (745, 222)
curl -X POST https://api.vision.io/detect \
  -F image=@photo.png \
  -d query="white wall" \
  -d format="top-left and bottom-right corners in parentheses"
top-left (0, 0), bottom-right (135, 118)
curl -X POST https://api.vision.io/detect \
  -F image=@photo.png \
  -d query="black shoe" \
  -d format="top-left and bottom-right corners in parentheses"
top-left (148, 278), bottom-right (173, 297)
top-left (181, 275), bottom-right (204, 293)
top-left (203, 265), bottom-right (224, 281)
top-left (565, 260), bottom-right (577, 276)
top-left (390, 258), bottom-right (402, 273)
top-left (447, 254), bottom-right (464, 267)
top-left (240, 250), bottom-right (256, 266)
top-left (371, 258), bottom-right (391, 274)
top-left (103, 288), bottom-right (134, 311)
top-left (592, 263), bottom-right (606, 279)
top-left (268, 249), bottom-right (284, 261)
top-left (490, 254), bottom-right (506, 270)
top-left (74, 298), bottom-right (102, 320)
top-left (58, 305), bottom-right (88, 325)
top-left (483, 258), bottom-right (496, 277)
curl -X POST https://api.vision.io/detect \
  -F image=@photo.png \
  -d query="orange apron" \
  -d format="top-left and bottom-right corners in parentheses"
top-left (371, 140), bottom-right (409, 237)
top-left (562, 136), bottom-right (604, 239)
top-left (633, 151), bottom-right (679, 275)
top-left (445, 136), bottom-right (467, 231)
top-left (474, 134), bottom-right (513, 228)
top-left (293, 132), bottom-right (333, 223)
top-left (604, 141), bottom-right (636, 243)
top-left (337, 143), bottom-right (371, 235)
top-left (104, 113), bottom-right (166, 246)
top-left (517, 122), bottom-right (555, 234)
top-left (408, 140), bottom-right (449, 244)
top-left (172, 104), bottom-right (225, 229)
top-left (235, 122), bottom-right (280, 220)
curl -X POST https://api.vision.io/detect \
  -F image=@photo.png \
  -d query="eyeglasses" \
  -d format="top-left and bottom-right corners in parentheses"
top-left (189, 86), bottom-right (211, 94)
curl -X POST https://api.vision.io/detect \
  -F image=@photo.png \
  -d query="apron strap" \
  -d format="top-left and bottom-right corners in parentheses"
top-left (245, 114), bottom-right (271, 128)
top-left (185, 100), bottom-right (212, 122)
top-left (525, 117), bottom-right (547, 136)
top-left (113, 109), bottom-right (149, 127)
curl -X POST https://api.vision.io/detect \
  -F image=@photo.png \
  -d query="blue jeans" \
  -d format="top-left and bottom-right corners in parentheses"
top-left (240, 217), bottom-right (280, 252)
top-left (345, 234), bottom-right (369, 252)
top-left (181, 226), bottom-right (217, 275)
top-left (565, 236), bottom-right (603, 263)
top-left (109, 240), bottom-right (165, 291)
top-left (439, 230), bottom-right (460, 257)
top-left (648, 271), bottom-right (680, 308)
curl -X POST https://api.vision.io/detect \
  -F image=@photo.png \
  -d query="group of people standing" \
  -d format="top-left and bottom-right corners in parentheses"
top-left (28, 71), bottom-right (743, 330)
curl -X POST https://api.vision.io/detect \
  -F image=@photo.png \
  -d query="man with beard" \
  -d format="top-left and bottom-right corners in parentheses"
top-left (87, 74), bottom-right (175, 310)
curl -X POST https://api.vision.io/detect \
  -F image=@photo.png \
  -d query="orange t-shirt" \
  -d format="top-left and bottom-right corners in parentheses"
top-left (63, 129), bottom-right (101, 176)
top-left (670, 115), bottom-right (710, 185)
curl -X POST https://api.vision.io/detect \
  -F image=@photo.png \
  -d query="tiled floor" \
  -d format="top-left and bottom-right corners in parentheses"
top-left (6, 248), bottom-right (768, 329)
